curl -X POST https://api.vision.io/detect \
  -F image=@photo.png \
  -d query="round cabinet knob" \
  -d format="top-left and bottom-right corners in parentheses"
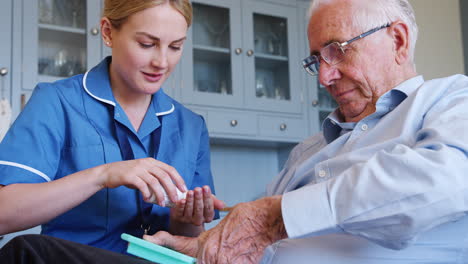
top-left (235, 48), bottom-right (243, 55)
top-left (0, 67), bottom-right (8, 76)
top-left (246, 50), bottom-right (254, 57)
top-left (311, 100), bottom-right (319, 107)
top-left (279, 123), bottom-right (287, 131)
top-left (90, 27), bottom-right (99, 36)
top-left (230, 120), bottom-right (238, 127)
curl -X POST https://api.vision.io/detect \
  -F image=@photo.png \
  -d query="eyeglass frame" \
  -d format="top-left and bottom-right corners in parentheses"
top-left (302, 23), bottom-right (391, 76)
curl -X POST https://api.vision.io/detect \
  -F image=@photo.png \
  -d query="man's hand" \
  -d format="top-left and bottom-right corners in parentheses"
top-left (144, 195), bottom-right (287, 264)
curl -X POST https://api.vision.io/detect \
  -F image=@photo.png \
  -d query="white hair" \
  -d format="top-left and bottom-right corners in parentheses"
top-left (308, 0), bottom-right (418, 62)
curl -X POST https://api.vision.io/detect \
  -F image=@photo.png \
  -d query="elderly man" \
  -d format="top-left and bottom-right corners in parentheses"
top-left (145, 0), bottom-right (468, 263)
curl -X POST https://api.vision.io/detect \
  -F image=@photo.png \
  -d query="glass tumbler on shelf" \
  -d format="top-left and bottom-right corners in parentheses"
top-left (39, 0), bottom-right (54, 24)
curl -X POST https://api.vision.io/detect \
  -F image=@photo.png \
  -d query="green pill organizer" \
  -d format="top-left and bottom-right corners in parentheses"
top-left (121, 233), bottom-right (197, 264)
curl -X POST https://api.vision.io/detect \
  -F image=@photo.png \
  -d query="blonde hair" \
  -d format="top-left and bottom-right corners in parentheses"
top-left (103, 0), bottom-right (193, 29)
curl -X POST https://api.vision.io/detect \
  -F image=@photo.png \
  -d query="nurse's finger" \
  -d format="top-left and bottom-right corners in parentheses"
top-left (202, 186), bottom-right (214, 222)
top-left (147, 165), bottom-right (178, 204)
top-left (193, 187), bottom-right (204, 226)
top-left (183, 190), bottom-right (194, 219)
top-left (150, 159), bottom-right (187, 193)
top-left (131, 176), bottom-right (152, 201)
top-left (140, 173), bottom-right (165, 206)
top-left (172, 199), bottom-right (186, 218)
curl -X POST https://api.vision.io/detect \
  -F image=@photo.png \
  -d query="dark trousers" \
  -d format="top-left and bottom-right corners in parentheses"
top-left (0, 234), bottom-right (153, 264)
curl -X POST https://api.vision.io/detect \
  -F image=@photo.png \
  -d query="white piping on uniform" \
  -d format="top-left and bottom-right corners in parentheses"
top-left (82, 69), bottom-right (175, 116)
top-left (156, 104), bottom-right (175, 116)
top-left (0, 161), bottom-right (51, 182)
top-left (82, 70), bottom-right (116, 106)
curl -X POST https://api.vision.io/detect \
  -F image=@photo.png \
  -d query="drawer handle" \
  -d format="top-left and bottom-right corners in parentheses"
top-left (230, 120), bottom-right (238, 127)
top-left (0, 67), bottom-right (8, 76)
top-left (279, 123), bottom-right (287, 131)
top-left (90, 27), bottom-right (99, 36)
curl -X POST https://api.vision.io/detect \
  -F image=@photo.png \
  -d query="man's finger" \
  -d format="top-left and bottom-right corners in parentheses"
top-left (143, 231), bottom-right (199, 257)
top-left (212, 194), bottom-right (226, 210)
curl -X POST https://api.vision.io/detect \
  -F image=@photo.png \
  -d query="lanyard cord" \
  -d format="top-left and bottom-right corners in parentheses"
top-left (112, 108), bottom-right (163, 235)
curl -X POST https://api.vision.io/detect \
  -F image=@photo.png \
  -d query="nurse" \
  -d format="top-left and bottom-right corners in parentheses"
top-left (0, 0), bottom-right (223, 254)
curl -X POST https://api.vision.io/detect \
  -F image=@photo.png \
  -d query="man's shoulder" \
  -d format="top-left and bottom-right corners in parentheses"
top-left (292, 133), bottom-right (327, 156)
top-left (423, 74), bottom-right (468, 92)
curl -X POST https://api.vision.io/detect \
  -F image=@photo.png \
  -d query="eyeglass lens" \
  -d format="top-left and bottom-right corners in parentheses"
top-left (303, 55), bottom-right (320, 75)
top-left (321, 42), bottom-right (345, 66)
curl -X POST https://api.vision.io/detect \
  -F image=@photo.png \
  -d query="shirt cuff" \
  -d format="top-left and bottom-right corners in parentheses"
top-left (282, 182), bottom-right (339, 238)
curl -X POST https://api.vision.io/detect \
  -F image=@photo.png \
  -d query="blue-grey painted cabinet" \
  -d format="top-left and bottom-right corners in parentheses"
top-left (179, 0), bottom-right (308, 143)
top-left (0, 1), bottom-right (12, 105)
top-left (181, 0), bottom-right (301, 114)
top-left (22, 0), bottom-right (102, 88)
top-left (6, 0), bottom-right (316, 143)
top-left (297, 0), bottom-right (336, 135)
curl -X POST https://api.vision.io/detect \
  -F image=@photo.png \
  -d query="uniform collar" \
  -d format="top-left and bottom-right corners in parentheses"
top-left (82, 56), bottom-right (175, 117)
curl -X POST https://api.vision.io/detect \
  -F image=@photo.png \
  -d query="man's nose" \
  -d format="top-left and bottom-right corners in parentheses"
top-left (318, 60), bottom-right (341, 86)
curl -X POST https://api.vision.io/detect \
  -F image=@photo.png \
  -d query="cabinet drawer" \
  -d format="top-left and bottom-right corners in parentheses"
top-left (207, 111), bottom-right (257, 136)
top-left (258, 115), bottom-right (306, 139)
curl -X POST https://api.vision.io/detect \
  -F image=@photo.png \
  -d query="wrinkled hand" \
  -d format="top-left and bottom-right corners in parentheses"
top-left (144, 195), bottom-right (287, 264)
top-left (170, 186), bottom-right (225, 226)
top-left (100, 158), bottom-right (187, 207)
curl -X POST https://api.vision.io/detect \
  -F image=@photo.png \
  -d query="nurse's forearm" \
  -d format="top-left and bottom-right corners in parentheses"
top-left (169, 220), bottom-right (205, 237)
top-left (0, 167), bottom-right (105, 235)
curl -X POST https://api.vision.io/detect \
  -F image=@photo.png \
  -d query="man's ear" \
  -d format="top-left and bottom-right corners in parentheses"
top-left (390, 20), bottom-right (411, 65)
top-left (101, 17), bottom-right (113, 47)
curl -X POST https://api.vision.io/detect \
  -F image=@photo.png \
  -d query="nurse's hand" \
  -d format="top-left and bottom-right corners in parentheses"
top-left (99, 158), bottom-right (187, 207)
top-left (170, 186), bottom-right (225, 226)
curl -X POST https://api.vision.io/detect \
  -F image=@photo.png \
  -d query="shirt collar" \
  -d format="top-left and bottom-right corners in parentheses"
top-left (322, 75), bottom-right (425, 143)
top-left (82, 56), bottom-right (175, 117)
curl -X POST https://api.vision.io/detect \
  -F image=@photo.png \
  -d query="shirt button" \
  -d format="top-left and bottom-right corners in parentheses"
top-left (361, 124), bottom-right (368, 131)
top-left (318, 170), bottom-right (327, 178)
top-left (116, 113), bottom-right (120, 118)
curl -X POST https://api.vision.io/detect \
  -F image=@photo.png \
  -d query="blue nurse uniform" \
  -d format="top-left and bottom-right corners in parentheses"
top-left (0, 57), bottom-right (218, 254)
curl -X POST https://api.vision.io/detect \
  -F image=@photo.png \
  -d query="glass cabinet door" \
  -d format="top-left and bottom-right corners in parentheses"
top-left (317, 83), bottom-right (338, 125)
top-left (0, 0), bottom-right (12, 105)
top-left (22, 0), bottom-right (102, 90)
top-left (38, 0), bottom-right (87, 79)
top-left (252, 14), bottom-right (289, 100)
top-left (180, 0), bottom-right (243, 107)
top-left (243, 1), bottom-right (301, 114)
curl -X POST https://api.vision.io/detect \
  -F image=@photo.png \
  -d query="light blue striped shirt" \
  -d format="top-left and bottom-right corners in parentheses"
top-left (263, 75), bottom-right (468, 263)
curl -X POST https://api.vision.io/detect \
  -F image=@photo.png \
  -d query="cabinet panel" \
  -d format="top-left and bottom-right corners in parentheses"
top-left (242, 0), bottom-right (302, 114)
top-left (22, 0), bottom-right (102, 90)
top-left (181, 0), bottom-right (244, 108)
top-left (0, 0), bottom-right (12, 104)
top-left (207, 110), bottom-right (257, 136)
top-left (258, 115), bottom-right (306, 139)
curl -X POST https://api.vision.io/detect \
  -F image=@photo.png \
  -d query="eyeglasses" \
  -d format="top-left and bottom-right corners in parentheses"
top-left (302, 23), bottom-right (391, 76)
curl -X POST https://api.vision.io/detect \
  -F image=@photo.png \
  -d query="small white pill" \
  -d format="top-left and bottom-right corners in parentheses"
top-left (147, 188), bottom-right (187, 208)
